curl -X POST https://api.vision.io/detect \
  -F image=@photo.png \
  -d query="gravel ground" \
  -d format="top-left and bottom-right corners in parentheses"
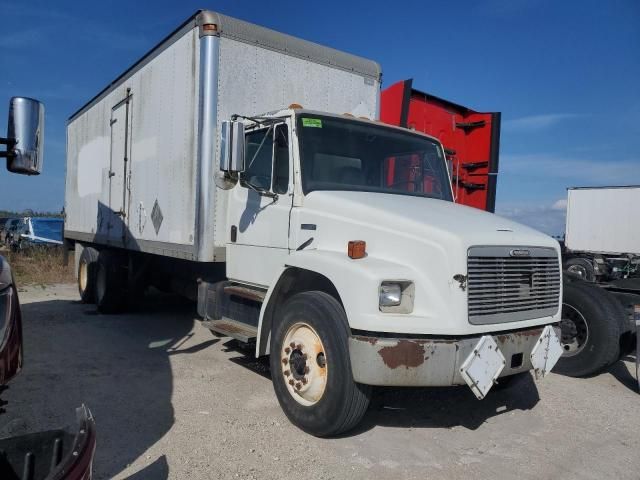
top-left (2, 283), bottom-right (639, 479)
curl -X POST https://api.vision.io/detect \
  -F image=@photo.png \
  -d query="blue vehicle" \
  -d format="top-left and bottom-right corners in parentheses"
top-left (9, 217), bottom-right (63, 251)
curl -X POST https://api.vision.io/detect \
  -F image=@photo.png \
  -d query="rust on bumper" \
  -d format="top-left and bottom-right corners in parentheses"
top-left (349, 326), bottom-right (549, 387)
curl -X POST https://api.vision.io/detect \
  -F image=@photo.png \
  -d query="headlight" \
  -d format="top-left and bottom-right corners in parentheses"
top-left (379, 283), bottom-right (402, 307)
top-left (379, 281), bottom-right (414, 313)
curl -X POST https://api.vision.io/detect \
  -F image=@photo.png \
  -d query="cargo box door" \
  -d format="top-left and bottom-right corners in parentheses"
top-left (108, 94), bottom-right (132, 244)
top-left (381, 80), bottom-right (501, 212)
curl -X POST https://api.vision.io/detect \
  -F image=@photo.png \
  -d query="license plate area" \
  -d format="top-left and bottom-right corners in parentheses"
top-left (459, 335), bottom-right (506, 400)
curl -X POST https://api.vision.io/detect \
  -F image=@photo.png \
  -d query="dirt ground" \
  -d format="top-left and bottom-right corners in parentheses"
top-left (2, 283), bottom-right (639, 480)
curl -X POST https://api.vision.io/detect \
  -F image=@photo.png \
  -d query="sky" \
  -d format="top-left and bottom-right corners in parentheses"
top-left (0, 0), bottom-right (638, 235)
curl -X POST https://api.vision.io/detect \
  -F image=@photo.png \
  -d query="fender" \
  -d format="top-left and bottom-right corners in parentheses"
top-left (255, 249), bottom-right (416, 356)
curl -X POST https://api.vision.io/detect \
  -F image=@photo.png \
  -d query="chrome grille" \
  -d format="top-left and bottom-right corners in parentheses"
top-left (467, 246), bottom-right (560, 325)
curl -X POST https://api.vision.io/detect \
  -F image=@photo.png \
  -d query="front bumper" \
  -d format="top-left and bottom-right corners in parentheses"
top-left (349, 325), bottom-right (561, 388)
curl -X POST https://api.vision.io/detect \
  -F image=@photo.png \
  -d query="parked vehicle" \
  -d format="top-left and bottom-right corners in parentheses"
top-left (64, 10), bottom-right (563, 436)
top-left (2, 218), bottom-right (26, 246)
top-left (6, 217), bottom-right (63, 251)
top-left (1, 98), bottom-right (97, 477)
top-left (379, 81), bottom-right (639, 378)
top-left (563, 186), bottom-right (639, 283)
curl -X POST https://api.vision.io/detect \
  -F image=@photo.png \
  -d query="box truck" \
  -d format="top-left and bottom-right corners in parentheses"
top-left (379, 80), bottom-right (639, 379)
top-left (564, 186), bottom-right (639, 282)
top-left (64, 10), bottom-right (564, 436)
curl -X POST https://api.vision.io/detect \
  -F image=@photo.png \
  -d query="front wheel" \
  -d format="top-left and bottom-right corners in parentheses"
top-left (270, 291), bottom-right (371, 437)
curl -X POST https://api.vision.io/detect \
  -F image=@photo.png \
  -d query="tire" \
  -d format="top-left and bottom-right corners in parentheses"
top-left (564, 257), bottom-right (596, 283)
top-left (269, 291), bottom-right (371, 437)
top-left (78, 246), bottom-right (99, 303)
top-left (95, 250), bottom-right (127, 314)
top-left (554, 282), bottom-right (624, 377)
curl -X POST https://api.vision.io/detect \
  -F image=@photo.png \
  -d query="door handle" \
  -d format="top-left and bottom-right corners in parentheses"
top-left (230, 225), bottom-right (237, 243)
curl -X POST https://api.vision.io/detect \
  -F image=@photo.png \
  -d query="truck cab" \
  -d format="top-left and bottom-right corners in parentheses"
top-left (199, 107), bottom-right (564, 435)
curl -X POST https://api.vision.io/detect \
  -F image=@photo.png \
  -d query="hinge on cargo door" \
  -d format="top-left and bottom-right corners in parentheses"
top-left (452, 176), bottom-right (486, 191)
top-left (456, 120), bottom-right (486, 132)
top-left (462, 161), bottom-right (489, 171)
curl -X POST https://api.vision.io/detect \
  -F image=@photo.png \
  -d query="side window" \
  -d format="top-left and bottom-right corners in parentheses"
top-left (273, 125), bottom-right (289, 194)
top-left (242, 128), bottom-right (274, 190)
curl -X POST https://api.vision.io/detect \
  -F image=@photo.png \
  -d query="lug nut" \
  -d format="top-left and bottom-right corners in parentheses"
top-left (289, 379), bottom-right (295, 386)
top-left (282, 358), bottom-right (288, 365)
top-left (302, 354), bottom-right (308, 361)
top-left (295, 382), bottom-right (302, 390)
top-left (304, 366), bottom-right (310, 374)
top-left (284, 347), bottom-right (291, 354)
top-left (296, 344), bottom-right (302, 351)
top-left (301, 378), bottom-right (308, 385)
top-left (289, 342), bottom-right (296, 349)
top-left (284, 370), bottom-right (290, 377)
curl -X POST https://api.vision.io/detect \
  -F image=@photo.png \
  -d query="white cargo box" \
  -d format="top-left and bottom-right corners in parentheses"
top-left (565, 186), bottom-right (640, 255)
top-left (65, 10), bottom-right (381, 262)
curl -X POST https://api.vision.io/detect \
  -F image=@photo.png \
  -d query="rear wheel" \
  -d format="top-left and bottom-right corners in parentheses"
top-left (270, 291), bottom-right (371, 437)
top-left (78, 246), bottom-right (99, 303)
top-left (564, 257), bottom-right (596, 282)
top-left (554, 282), bottom-right (624, 377)
top-left (95, 250), bottom-right (127, 314)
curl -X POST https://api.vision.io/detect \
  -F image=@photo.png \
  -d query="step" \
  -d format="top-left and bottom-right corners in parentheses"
top-left (202, 317), bottom-right (257, 343)
top-left (224, 285), bottom-right (267, 303)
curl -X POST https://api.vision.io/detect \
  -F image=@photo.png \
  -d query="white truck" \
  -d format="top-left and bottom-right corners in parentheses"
top-left (564, 186), bottom-right (639, 282)
top-left (554, 186), bottom-right (640, 378)
top-left (64, 10), bottom-right (564, 436)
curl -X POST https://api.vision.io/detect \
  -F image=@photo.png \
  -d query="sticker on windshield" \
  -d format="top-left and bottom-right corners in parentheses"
top-left (302, 118), bottom-right (322, 128)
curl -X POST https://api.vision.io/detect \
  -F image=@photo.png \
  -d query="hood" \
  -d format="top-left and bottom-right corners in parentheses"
top-left (302, 190), bottom-right (558, 251)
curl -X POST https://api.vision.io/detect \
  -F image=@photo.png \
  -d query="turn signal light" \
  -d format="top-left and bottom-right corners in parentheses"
top-left (348, 240), bottom-right (366, 259)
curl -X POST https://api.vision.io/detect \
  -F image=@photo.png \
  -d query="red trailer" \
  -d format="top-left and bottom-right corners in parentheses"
top-left (381, 79), bottom-right (501, 213)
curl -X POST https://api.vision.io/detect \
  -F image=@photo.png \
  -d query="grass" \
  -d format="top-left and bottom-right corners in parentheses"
top-left (2, 246), bottom-right (75, 287)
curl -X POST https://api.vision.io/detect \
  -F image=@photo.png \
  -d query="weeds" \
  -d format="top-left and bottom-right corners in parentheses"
top-left (1, 246), bottom-right (74, 287)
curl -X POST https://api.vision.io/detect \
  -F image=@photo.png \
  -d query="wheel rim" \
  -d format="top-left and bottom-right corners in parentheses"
top-left (560, 303), bottom-right (590, 357)
top-left (567, 264), bottom-right (588, 280)
top-left (79, 261), bottom-right (88, 292)
top-left (281, 322), bottom-right (328, 406)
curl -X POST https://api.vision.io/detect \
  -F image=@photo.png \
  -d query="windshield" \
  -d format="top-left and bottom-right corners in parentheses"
top-left (297, 115), bottom-right (452, 201)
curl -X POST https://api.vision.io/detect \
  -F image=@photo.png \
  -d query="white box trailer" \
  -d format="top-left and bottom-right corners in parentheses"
top-left (65, 10), bottom-right (380, 261)
top-left (65, 10), bottom-right (564, 436)
top-left (565, 186), bottom-right (640, 255)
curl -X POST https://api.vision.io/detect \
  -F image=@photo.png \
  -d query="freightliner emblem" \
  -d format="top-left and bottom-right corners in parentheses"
top-left (510, 249), bottom-right (531, 257)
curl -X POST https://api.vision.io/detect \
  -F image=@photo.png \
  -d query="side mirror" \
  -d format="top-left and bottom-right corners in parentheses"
top-left (2, 97), bottom-right (45, 175)
top-left (220, 120), bottom-right (245, 173)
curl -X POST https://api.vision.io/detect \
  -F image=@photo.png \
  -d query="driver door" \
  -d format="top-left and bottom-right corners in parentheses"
top-left (226, 123), bottom-right (293, 287)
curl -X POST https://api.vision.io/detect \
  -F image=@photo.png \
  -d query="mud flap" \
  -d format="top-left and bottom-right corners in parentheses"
top-left (459, 335), bottom-right (506, 400)
top-left (530, 325), bottom-right (564, 379)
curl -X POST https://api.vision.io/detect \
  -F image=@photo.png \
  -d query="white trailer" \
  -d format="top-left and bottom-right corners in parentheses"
top-left (566, 186), bottom-right (640, 256)
top-left (65, 10), bottom-right (564, 436)
top-left (563, 186), bottom-right (640, 282)
top-left (554, 186), bottom-right (640, 379)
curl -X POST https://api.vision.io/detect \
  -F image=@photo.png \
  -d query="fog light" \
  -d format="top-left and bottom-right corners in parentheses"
top-left (379, 283), bottom-right (402, 307)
